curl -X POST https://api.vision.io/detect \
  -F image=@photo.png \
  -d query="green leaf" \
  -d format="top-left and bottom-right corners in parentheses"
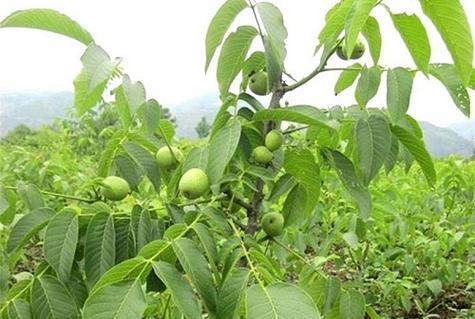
top-left (158, 119), bottom-right (176, 142)
top-left (115, 75), bottom-right (146, 129)
top-left (420, 0), bottom-right (473, 84)
top-left (30, 276), bottom-right (79, 319)
top-left (322, 277), bottom-right (342, 314)
top-left (7, 208), bottom-right (55, 253)
top-left (44, 210), bottom-right (78, 283)
top-left (207, 119), bottom-right (241, 185)
top-left (339, 290), bottom-right (366, 319)
top-left (425, 279), bottom-right (442, 296)
top-left (335, 64), bottom-right (361, 95)
top-left (318, 0), bottom-right (354, 51)
top-left (153, 261), bottom-right (202, 319)
top-left (192, 223), bottom-right (219, 274)
top-left (361, 17), bottom-right (381, 64)
top-left (257, 2), bottom-right (287, 90)
top-left (173, 238), bottom-right (218, 314)
top-left (387, 68), bottom-right (414, 122)
top-left (73, 44), bottom-right (120, 116)
top-left (342, 232), bottom-right (359, 249)
top-left (282, 184), bottom-right (308, 227)
top-left (390, 12), bottom-right (431, 74)
top-left (247, 283), bottom-right (321, 319)
top-left (16, 183), bottom-right (44, 211)
top-left (83, 280), bottom-right (146, 319)
top-left (8, 299), bottom-right (31, 319)
top-left (268, 174), bottom-right (296, 203)
top-left (470, 69), bottom-right (475, 90)
top-left (121, 75), bottom-right (146, 115)
top-left (284, 149), bottom-right (320, 196)
top-left (263, 35), bottom-right (283, 91)
top-left (429, 64), bottom-right (471, 117)
top-left (134, 209), bottom-right (153, 252)
top-left (384, 132), bottom-right (400, 173)
top-left (238, 92), bottom-right (265, 111)
top-left (205, 0), bottom-right (248, 71)
top-left (254, 106), bottom-right (333, 130)
top-left (122, 141), bottom-right (161, 191)
top-left (217, 268), bottom-right (249, 319)
top-left (114, 154), bottom-right (141, 190)
top-left (5, 279), bottom-right (32, 301)
top-left (217, 26), bottom-right (258, 95)
top-left (390, 125), bottom-right (436, 186)
top-left (283, 148), bottom-right (320, 219)
top-left (85, 213), bottom-right (116, 287)
top-left (344, 0), bottom-right (378, 58)
top-left (354, 115), bottom-right (391, 184)
top-left (139, 99), bottom-right (161, 134)
top-left (0, 9), bottom-right (93, 44)
top-left (355, 66), bottom-right (382, 107)
top-left (91, 257), bottom-right (150, 294)
top-left (98, 129), bottom-right (126, 177)
top-left (183, 147), bottom-right (209, 172)
top-left (0, 186), bottom-right (15, 225)
top-left (324, 150), bottom-right (372, 219)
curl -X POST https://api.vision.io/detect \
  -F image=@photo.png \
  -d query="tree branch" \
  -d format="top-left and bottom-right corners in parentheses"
top-left (282, 43), bottom-right (340, 93)
top-left (246, 88), bottom-right (284, 235)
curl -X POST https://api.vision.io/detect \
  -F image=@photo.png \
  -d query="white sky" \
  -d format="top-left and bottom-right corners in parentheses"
top-left (0, 0), bottom-right (474, 126)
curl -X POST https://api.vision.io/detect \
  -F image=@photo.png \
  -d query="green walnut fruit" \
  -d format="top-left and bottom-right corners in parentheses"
top-left (178, 168), bottom-right (210, 199)
top-left (101, 176), bottom-right (130, 201)
top-left (265, 130), bottom-right (284, 151)
top-left (261, 212), bottom-right (285, 237)
top-left (83, 201), bottom-right (112, 215)
top-left (156, 146), bottom-right (183, 169)
top-left (252, 146), bottom-right (273, 164)
top-left (336, 38), bottom-right (366, 60)
top-left (249, 71), bottom-right (269, 96)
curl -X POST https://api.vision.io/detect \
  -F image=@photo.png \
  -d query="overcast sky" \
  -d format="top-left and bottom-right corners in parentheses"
top-left (0, 0), bottom-right (474, 126)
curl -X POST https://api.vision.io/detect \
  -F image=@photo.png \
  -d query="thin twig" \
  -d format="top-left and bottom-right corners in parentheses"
top-left (2, 185), bottom-right (94, 203)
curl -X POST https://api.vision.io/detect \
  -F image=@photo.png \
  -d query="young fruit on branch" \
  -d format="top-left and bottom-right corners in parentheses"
top-left (101, 176), bottom-right (130, 201)
top-left (336, 38), bottom-right (365, 60)
top-left (261, 212), bottom-right (284, 237)
top-left (252, 146), bottom-right (273, 164)
top-left (249, 71), bottom-right (269, 96)
top-left (265, 130), bottom-right (284, 151)
top-left (156, 146), bottom-right (183, 169)
top-left (178, 168), bottom-right (210, 199)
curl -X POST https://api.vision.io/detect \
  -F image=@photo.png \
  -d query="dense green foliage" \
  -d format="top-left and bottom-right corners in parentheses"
top-left (0, 0), bottom-right (474, 318)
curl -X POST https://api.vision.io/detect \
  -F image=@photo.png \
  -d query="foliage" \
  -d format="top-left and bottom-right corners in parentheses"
top-left (195, 117), bottom-right (211, 138)
top-left (0, 1), bottom-right (474, 318)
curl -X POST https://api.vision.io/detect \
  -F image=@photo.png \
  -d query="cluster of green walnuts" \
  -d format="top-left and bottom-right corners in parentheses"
top-left (97, 129), bottom-right (287, 238)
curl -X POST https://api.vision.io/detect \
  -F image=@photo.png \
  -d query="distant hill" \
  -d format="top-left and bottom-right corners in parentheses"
top-left (448, 119), bottom-right (475, 144)
top-left (0, 92), bottom-right (72, 135)
top-left (420, 121), bottom-right (474, 158)
top-left (1, 91), bottom-right (473, 157)
top-left (170, 93), bottom-right (219, 138)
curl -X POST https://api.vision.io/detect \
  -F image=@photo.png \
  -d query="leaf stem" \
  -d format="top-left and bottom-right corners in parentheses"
top-left (282, 125), bottom-right (310, 135)
top-left (2, 185), bottom-right (94, 203)
top-left (248, 0), bottom-right (266, 47)
top-left (283, 45), bottom-right (339, 93)
top-left (229, 219), bottom-right (265, 288)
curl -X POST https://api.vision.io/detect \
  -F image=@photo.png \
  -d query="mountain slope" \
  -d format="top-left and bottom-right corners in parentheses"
top-left (0, 92), bottom-right (72, 135)
top-left (0, 92), bottom-right (473, 158)
top-left (170, 93), bottom-right (219, 137)
top-left (420, 121), bottom-right (474, 158)
top-left (448, 119), bottom-right (475, 143)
